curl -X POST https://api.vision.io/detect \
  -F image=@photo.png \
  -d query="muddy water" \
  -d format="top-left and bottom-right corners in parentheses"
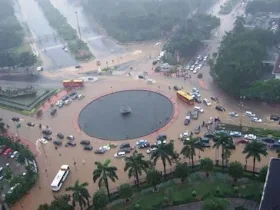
top-left (0, 77), bottom-right (275, 210)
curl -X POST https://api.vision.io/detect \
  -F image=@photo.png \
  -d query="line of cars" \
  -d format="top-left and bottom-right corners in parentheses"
top-left (184, 55), bottom-right (208, 74)
top-left (0, 146), bottom-right (20, 160)
top-left (55, 91), bottom-right (85, 109)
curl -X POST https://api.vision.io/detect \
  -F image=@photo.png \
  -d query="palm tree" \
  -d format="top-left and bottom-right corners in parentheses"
top-left (124, 151), bottom-right (151, 189)
top-left (93, 159), bottom-right (118, 200)
top-left (151, 141), bottom-right (175, 177)
top-left (181, 137), bottom-right (204, 168)
top-left (243, 141), bottom-right (267, 174)
top-left (66, 180), bottom-right (90, 209)
top-left (212, 133), bottom-right (233, 170)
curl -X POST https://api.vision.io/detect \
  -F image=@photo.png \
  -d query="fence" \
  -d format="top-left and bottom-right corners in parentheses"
top-left (107, 158), bottom-right (262, 200)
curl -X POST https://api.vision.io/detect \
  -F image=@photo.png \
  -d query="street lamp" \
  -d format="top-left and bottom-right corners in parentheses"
top-left (239, 96), bottom-right (245, 131)
top-left (75, 11), bottom-right (81, 39)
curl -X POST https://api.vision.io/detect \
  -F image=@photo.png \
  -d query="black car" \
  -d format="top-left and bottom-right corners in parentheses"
top-left (57, 133), bottom-right (64, 139)
top-left (118, 148), bottom-right (131, 153)
top-left (53, 140), bottom-right (62, 146)
top-left (66, 141), bottom-right (76, 147)
top-left (184, 118), bottom-right (190, 125)
top-left (94, 149), bottom-right (106, 154)
top-left (27, 122), bottom-right (35, 127)
top-left (194, 97), bottom-right (201, 103)
top-left (120, 143), bottom-right (131, 149)
top-left (62, 95), bottom-right (69, 101)
top-left (156, 134), bottom-right (167, 141)
top-left (270, 115), bottom-right (280, 121)
top-left (262, 138), bottom-right (275, 144)
top-left (69, 91), bottom-right (77, 97)
top-left (173, 85), bottom-right (181, 91)
top-left (204, 132), bottom-right (215, 138)
top-left (75, 65), bottom-right (81, 69)
top-left (11, 117), bottom-right (20, 122)
top-left (84, 145), bottom-right (93, 151)
top-left (42, 129), bottom-right (52, 135)
top-left (215, 105), bottom-right (226, 112)
top-left (80, 140), bottom-right (90, 145)
top-left (138, 75), bottom-right (145, 79)
top-left (43, 136), bottom-right (52, 141)
top-left (51, 109), bottom-right (57, 116)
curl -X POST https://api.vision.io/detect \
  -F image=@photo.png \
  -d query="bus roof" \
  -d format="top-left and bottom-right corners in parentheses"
top-left (63, 80), bottom-right (84, 83)
top-left (51, 170), bottom-right (66, 187)
top-left (177, 90), bottom-right (193, 100)
top-left (61, 165), bottom-right (69, 170)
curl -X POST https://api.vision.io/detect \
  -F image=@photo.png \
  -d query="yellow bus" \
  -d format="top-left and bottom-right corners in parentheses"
top-left (177, 90), bottom-right (194, 105)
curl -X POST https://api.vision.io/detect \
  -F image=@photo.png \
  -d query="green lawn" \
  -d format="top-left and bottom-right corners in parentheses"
top-left (110, 172), bottom-right (263, 210)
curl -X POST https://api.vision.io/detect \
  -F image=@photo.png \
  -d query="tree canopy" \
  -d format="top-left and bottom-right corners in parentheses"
top-left (211, 17), bottom-right (278, 97)
top-left (246, 0), bottom-right (280, 14)
top-left (164, 14), bottom-right (220, 58)
top-left (81, 0), bottom-right (217, 42)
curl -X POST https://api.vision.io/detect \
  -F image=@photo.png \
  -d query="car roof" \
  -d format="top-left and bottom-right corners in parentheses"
top-left (118, 152), bottom-right (125, 155)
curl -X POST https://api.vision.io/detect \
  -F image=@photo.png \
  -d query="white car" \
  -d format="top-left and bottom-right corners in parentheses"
top-left (198, 64), bottom-right (203, 69)
top-left (147, 79), bottom-right (155, 84)
top-left (39, 138), bottom-right (48, 144)
top-left (78, 94), bottom-right (85, 100)
top-left (64, 99), bottom-right (71, 105)
top-left (203, 56), bottom-right (208, 61)
top-left (244, 134), bottom-right (257, 140)
top-left (190, 67), bottom-right (194, 71)
top-left (192, 88), bottom-right (199, 93)
top-left (55, 100), bottom-right (63, 106)
top-left (114, 151), bottom-right (126, 158)
top-left (156, 140), bottom-right (167, 145)
top-left (185, 65), bottom-right (190, 70)
top-left (194, 106), bottom-right (204, 113)
top-left (180, 132), bottom-right (190, 140)
top-left (193, 69), bottom-right (197, 74)
top-left (147, 147), bottom-right (157, 154)
top-left (136, 139), bottom-right (148, 145)
top-left (229, 112), bottom-right (238, 117)
top-left (100, 145), bottom-right (110, 151)
top-left (10, 151), bottom-right (18, 159)
top-left (203, 98), bottom-right (211, 106)
top-left (67, 135), bottom-right (75, 140)
top-left (230, 131), bottom-right (242, 137)
top-left (245, 111), bottom-right (256, 117)
top-left (251, 117), bottom-right (262, 123)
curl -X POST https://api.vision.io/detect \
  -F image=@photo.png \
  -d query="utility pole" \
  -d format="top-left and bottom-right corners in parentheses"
top-left (75, 11), bottom-right (82, 39)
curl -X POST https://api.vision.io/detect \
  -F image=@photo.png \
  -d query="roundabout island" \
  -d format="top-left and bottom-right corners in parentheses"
top-left (78, 90), bottom-right (174, 140)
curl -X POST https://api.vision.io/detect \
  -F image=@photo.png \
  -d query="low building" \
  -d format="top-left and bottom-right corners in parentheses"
top-left (259, 158), bottom-right (280, 210)
top-left (273, 55), bottom-right (280, 79)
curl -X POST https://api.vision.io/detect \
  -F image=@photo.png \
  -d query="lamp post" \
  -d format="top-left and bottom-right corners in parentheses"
top-left (239, 96), bottom-right (245, 131)
top-left (75, 11), bottom-right (81, 39)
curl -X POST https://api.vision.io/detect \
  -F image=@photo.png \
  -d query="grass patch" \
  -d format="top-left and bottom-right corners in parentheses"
top-left (110, 172), bottom-right (262, 210)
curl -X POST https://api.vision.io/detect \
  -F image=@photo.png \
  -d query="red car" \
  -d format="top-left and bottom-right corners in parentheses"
top-left (237, 139), bottom-right (249, 144)
top-left (3, 148), bottom-right (12, 156)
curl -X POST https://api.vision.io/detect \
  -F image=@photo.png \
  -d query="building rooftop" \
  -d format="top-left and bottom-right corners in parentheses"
top-left (259, 158), bottom-right (280, 210)
top-left (273, 55), bottom-right (280, 74)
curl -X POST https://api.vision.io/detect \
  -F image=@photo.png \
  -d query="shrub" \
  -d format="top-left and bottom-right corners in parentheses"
top-left (174, 163), bottom-right (188, 183)
top-left (200, 158), bottom-right (214, 177)
top-left (203, 197), bottom-right (229, 210)
top-left (192, 190), bottom-right (197, 197)
top-left (229, 161), bottom-right (244, 183)
top-left (92, 190), bottom-right (108, 210)
top-left (259, 166), bottom-right (268, 182)
top-left (119, 184), bottom-right (133, 201)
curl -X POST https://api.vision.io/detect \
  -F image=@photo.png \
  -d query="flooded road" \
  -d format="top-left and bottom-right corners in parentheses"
top-left (50, 0), bottom-right (125, 58)
top-left (16, 0), bottom-right (77, 70)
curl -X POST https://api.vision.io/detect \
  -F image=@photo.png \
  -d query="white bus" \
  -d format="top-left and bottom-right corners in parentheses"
top-left (51, 165), bottom-right (70, 191)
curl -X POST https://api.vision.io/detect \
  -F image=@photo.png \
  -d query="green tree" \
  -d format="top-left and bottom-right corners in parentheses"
top-left (243, 141), bottom-right (268, 175)
top-left (93, 160), bottom-right (118, 200)
top-left (92, 190), bottom-right (108, 210)
top-left (212, 133), bottom-right (234, 170)
top-left (151, 142), bottom-right (175, 177)
top-left (65, 180), bottom-right (90, 209)
top-left (18, 52), bottom-right (37, 67)
top-left (203, 197), bottom-right (229, 210)
top-left (181, 137), bottom-right (204, 168)
top-left (146, 169), bottom-right (162, 192)
top-left (119, 183), bottom-right (133, 202)
top-left (200, 158), bottom-right (214, 177)
top-left (4, 166), bottom-right (13, 181)
top-left (124, 151), bottom-right (150, 189)
top-left (174, 163), bottom-right (188, 183)
top-left (229, 161), bottom-right (244, 183)
top-left (259, 166), bottom-right (268, 182)
top-left (38, 195), bottom-right (74, 210)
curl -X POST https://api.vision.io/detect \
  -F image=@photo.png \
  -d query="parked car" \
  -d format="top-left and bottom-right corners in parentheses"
top-left (138, 75), bottom-right (145, 79)
top-left (237, 139), bottom-right (249, 144)
top-left (55, 100), bottom-right (63, 106)
top-left (53, 141), bottom-right (62, 146)
top-left (3, 148), bottom-right (12, 156)
top-left (204, 132), bottom-right (215, 138)
top-left (203, 98), bottom-right (211, 106)
top-left (119, 143), bottom-right (131, 150)
top-left (270, 143), bottom-right (280, 149)
top-left (119, 147), bottom-right (132, 153)
top-left (43, 136), bottom-right (52, 141)
top-left (57, 133), bottom-right (64, 139)
top-left (26, 122), bottom-right (35, 127)
top-left (114, 151), bottom-right (126, 158)
top-left (194, 126), bottom-right (201, 134)
top-left (173, 85), bottom-right (181, 91)
top-left (229, 112), bottom-right (238, 117)
top-left (62, 96), bottom-right (69, 101)
top-left (94, 149), bottom-right (106, 154)
top-left (10, 151), bottom-right (19, 159)
top-left (136, 140), bottom-right (150, 149)
top-left (215, 105), bottom-right (226, 112)
top-left (84, 145), bottom-right (93, 151)
top-left (80, 140), bottom-right (90, 145)
top-left (262, 138), bottom-right (275, 144)
top-left (194, 106), bottom-right (204, 113)
top-left (245, 111), bottom-right (256, 117)
top-left (184, 116), bottom-right (191, 125)
top-left (191, 110), bottom-right (199, 120)
top-left (156, 134), bottom-right (167, 142)
top-left (146, 147), bottom-right (158, 154)
top-left (50, 109), bottom-right (57, 116)
top-left (66, 141), bottom-right (76, 147)
top-left (251, 117), bottom-right (262, 123)
top-left (211, 96), bottom-right (219, 102)
top-left (69, 91), bottom-right (77, 97)
top-left (71, 94), bottom-right (78, 100)
top-left (64, 99), bottom-right (71, 105)
top-left (244, 134), bottom-right (257, 140)
top-left (42, 129), bottom-right (52, 135)
top-left (180, 131), bottom-right (190, 140)
top-left (194, 96), bottom-right (201, 103)
top-left (230, 131), bottom-right (242, 137)
top-left (11, 117), bottom-right (20, 122)
top-left (270, 115), bottom-right (280, 121)
top-left (67, 135), bottom-right (75, 140)
top-left (78, 94), bottom-right (85, 100)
